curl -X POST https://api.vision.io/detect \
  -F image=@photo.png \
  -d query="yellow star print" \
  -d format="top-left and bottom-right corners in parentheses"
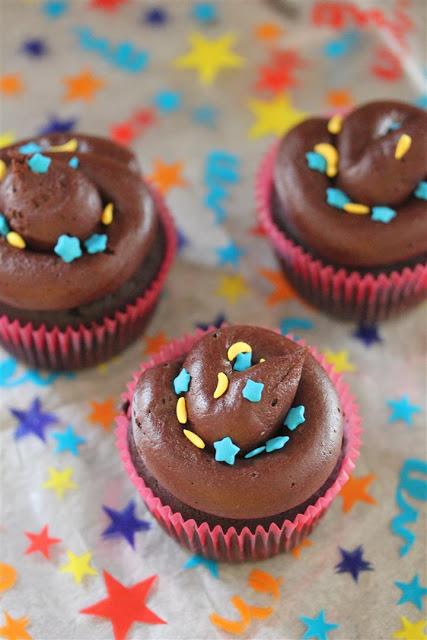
top-left (216, 274), bottom-right (249, 304)
top-left (393, 616), bottom-right (427, 640)
top-left (42, 467), bottom-right (77, 499)
top-left (248, 94), bottom-right (305, 139)
top-left (0, 131), bottom-right (15, 149)
top-left (174, 33), bottom-right (244, 85)
top-left (324, 350), bottom-right (356, 373)
top-left (60, 551), bottom-right (97, 585)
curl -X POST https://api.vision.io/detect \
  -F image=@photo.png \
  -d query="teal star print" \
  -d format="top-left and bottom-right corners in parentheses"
top-left (395, 575), bottom-right (427, 610)
top-left (299, 610), bottom-right (339, 640)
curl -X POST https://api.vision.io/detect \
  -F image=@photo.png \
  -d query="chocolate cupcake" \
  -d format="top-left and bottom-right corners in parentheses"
top-left (256, 100), bottom-right (427, 322)
top-left (0, 134), bottom-right (176, 369)
top-left (116, 326), bottom-right (361, 562)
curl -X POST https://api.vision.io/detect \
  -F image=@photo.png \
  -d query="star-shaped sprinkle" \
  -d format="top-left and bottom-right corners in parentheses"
top-left (38, 114), bottom-right (77, 135)
top-left (173, 368), bottom-right (191, 394)
top-left (88, 398), bottom-right (116, 430)
top-left (102, 500), bottom-right (150, 547)
top-left (245, 446), bottom-right (266, 459)
top-left (24, 525), bottom-right (61, 559)
top-left (242, 379), bottom-right (264, 403)
top-left (299, 610), bottom-right (339, 640)
top-left (214, 436), bottom-right (240, 465)
top-left (326, 187), bottom-right (350, 209)
top-left (63, 68), bottom-right (104, 102)
top-left (21, 38), bottom-right (48, 58)
top-left (352, 324), bottom-right (382, 347)
top-left (234, 351), bottom-right (252, 372)
top-left (42, 467), bottom-right (77, 498)
top-left (148, 159), bottom-right (187, 195)
top-left (143, 6), bottom-right (168, 24)
top-left (248, 94), bottom-right (305, 139)
top-left (339, 473), bottom-right (376, 512)
top-left (19, 142), bottom-right (43, 154)
top-left (0, 215), bottom-right (9, 236)
top-left (174, 33), bottom-right (243, 85)
top-left (192, 104), bottom-right (218, 127)
top-left (27, 152), bottom-right (51, 174)
top-left (396, 575), bottom-right (427, 611)
top-left (415, 181), bottom-right (427, 200)
top-left (143, 331), bottom-right (168, 355)
top-left (80, 571), bottom-right (166, 639)
top-left (69, 157), bottom-right (79, 169)
top-left (216, 274), bottom-right (248, 304)
top-left (154, 90), bottom-right (181, 113)
top-left (371, 205), bottom-right (397, 223)
top-left (393, 616), bottom-right (427, 640)
top-left (0, 73), bottom-right (25, 96)
top-left (183, 554), bottom-right (219, 577)
top-left (54, 234), bottom-right (82, 263)
top-left (60, 551), bottom-right (97, 584)
top-left (284, 405), bottom-right (305, 431)
top-left (216, 242), bottom-right (245, 268)
top-left (191, 2), bottom-right (218, 24)
top-left (324, 349), bottom-right (356, 373)
top-left (0, 563), bottom-right (17, 593)
top-left (306, 151), bottom-right (327, 173)
top-left (0, 612), bottom-right (32, 640)
top-left (387, 395), bottom-right (422, 425)
top-left (259, 268), bottom-right (296, 305)
top-left (335, 545), bottom-right (373, 582)
top-left (11, 397), bottom-right (58, 442)
top-left (266, 435), bottom-right (289, 452)
top-left (52, 425), bottom-right (86, 456)
top-left (42, 0), bottom-right (68, 18)
top-left (85, 233), bottom-right (108, 254)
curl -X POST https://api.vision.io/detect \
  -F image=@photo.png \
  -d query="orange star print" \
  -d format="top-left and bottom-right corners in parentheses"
top-left (148, 160), bottom-right (187, 195)
top-left (0, 612), bottom-right (32, 640)
top-left (63, 68), bottom-right (105, 102)
top-left (340, 473), bottom-right (377, 513)
top-left (144, 332), bottom-right (168, 356)
top-left (0, 73), bottom-right (24, 96)
top-left (259, 268), bottom-right (296, 306)
top-left (88, 398), bottom-right (116, 430)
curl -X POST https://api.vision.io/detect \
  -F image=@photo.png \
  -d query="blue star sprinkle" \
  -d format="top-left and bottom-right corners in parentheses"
top-left (143, 6), bottom-right (168, 26)
top-left (183, 554), bottom-right (219, 578)
top-left (387, 395), bottom-right (422, 425)
top-left (173, 368), bottom-right (191, 394)
top-left (233, 351), bottom-right (252, 372)
top-left (191, 2), bottom-right (218, 24)
top-left (54, 235), bottom-right (82, 263)
top-left (306, 151), bottom-right (327, 174)
top-left (284, 405), bottom-right (305, 431)
top-left (371, 206), bottom-right (396, 223)
top-left (21, 38), bottom-right (48, 58)
top-left (68, 156), bottom-right (79, 169)
top-left (242, 379), bottom-right (264, 403)
top-left (214, 436), bottom-right (240, 465)
top-left (244, 445), bottom-right (266, 459)
top-left (415, 181), bottom-right (427, 200)
top-left (19, 142), bottom-right (43, 154)
top-left (42, 0), bottom-right (68, 19)
top-left (102, 500), bottom-right (150, 547)
top-left (11, 397), bottom-right (58, 442)
top-left (395, 574), bottom-right (427, 610)
top-left (28, 153), bottom-right (51, 174)
top-left (335, 545), bottom-right (373, 582)
top-left (216, 242), bottom-right (245, 268)
top-left (195, 313), bottom-right (226, 331)
top-left (0, 214), bottom-right (10, 237)
top-left (37, 115), bottom-right (77, 135)
top-left (300, 610), bottom-right (339, 640)
top-left (326, 188), bottom-right (350, 209)
top-left (52, 425), bottom-right (86, 456)
top-left (266, 436), bottom-right (289, 453)
top-left (352, 324), bottom-right (382, 347)
top-left (280, 316), bottom-right (314, 336)
top-left (154, 90), bottom-right (182, 113)
top-left (84, 234), bottom-right (108, 254)
top-left (192, 105), bottom-right (218, 128)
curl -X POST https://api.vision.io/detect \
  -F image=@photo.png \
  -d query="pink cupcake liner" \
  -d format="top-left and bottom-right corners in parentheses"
top-left (116, 327), bottom-right (362, 562)
top-left (0, 186), bottom-right (176, 370)
top-left (256, 142), bottom-right (427, 323)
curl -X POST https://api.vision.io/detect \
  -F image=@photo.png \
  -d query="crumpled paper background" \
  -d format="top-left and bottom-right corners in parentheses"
top-left (0, 1), bottom-right (426, 639)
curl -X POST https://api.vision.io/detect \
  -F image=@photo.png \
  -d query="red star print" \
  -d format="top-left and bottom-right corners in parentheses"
top-left (109, 122), bottom-right (136, 146)
top-left (90, 0), bottom-right (129, 11)
top-left (256, 48), bottom-right (305, 94)
top-left (81, 571), bottom-right (165, 640)
top-left (133, 107), bottom-right (157, 129)
top-left (24, 525), bottom-right (61, 559)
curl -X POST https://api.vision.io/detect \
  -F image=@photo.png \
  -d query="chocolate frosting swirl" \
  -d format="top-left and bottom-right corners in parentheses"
top-left (0, 134), bottom-right (157, 310)
top-left (273, 101), bottom-right (427, 268)
top-left (131, 326), bottom-right (344, 520)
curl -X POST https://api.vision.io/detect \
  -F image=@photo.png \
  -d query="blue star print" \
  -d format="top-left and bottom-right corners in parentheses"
top-left (192, 2), bottom-right (218, 23)
top-left (183, 554), bottom-right (219, 578)
top-left (352, 324), bottom-right (382, 347)
top-left (102, 500), bottom-right (150, 547)
top-left (335, 545), bottom-right (373, 582)
top-left (154, 90), bottom-right (182, 113)
top-left (216, 242), bottom-right (245, 268)
top-left (395, 574), bottom-right (427, 610)
top-left (37, 114), bottom-right (77, 135)
top-left (192, 105), bottom-right (218, 128)
top-left (11, 398), bottom-right (58, 442)
top-left (42, 0), bottom-right (69, 19)
top-left (387, 395), bottom-right (422, 425)
top-left (52, 425), bottom-right (86, 456)
top-left (21, 38), bottom-right (48, 58)
top-left (143, 6), bottom-right (168, 25)
top-left (214, 437), bottom-right (240, 465)
top-left (299, 610), bottom-right (339, 640)
top-left (196, 313), bottom-right (226, 331)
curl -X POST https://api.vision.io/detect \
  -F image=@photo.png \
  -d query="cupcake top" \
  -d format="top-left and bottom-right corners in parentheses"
top-left (131, 326), bottom-right (344, 520)
top-left (0, 134), bottom-right (158, 310)
top-left (273, 100), bottom-right (427, 268)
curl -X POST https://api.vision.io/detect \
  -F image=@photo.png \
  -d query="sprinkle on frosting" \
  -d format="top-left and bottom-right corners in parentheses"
top-left (242, 379), bottom-right (264, 403)
top-left (214, 436), bottom-right (240, 465)
top-left (313, 143), bottom-right (338, 177)
top-left (54, 234), bottom-right (82, 263)
top-left (28, 152), bottom-right (52, 174)
top-left (49, 138), bottom-right (78, 153)
top-left (183, 429), bottom-right (205, 449)
top-left (305, 151), bottom-right (327, 174)
top-left (101, 203), bottom-right (114, 225)
top-left (259, 358), bottom-right (265, 363)
top-left (265, 435), bottom-right (289, 453)
top-left (173, 368), bottom-right (191, 394)
top-left (394, 133), bottom-right (412, 159)
top-left (371, 206), bottom-right (397, 223)
top-left (327, 113), bottom-right (343, 134)
top-left (0, 159), bottom-right (6, 181)
top-left (84, 234), bottom-right (108, 254)
top-left (68, 156), bottom-right (79, 169)
top-left (19, 142), bottom-right (43, 154)
top-left (284, 405), bottom-right (305, 431)
top-left (176, 396), bottom-right (187, 425)
top-left (326, 187), bottom-right (350, 209)
top-left (343, 202), bottom-right (370, 215)
top-left (213, 372), bottom-right (229, 399)
top-left (227, 341), bottom-right (252, 362)
top-left (415, 181), bottom-right (427, 200)
top-left (0, 213), bottom-right (10, 236)
top-left (6, 231), bottom-right (26, 249)
top-left (233, 351), bottom-right (252, 371)
top-left (244, 446), bottom-right (266, 459)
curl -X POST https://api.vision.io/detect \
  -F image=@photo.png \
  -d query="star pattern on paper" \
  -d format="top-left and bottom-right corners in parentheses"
top-left (335, 545), bottom-right (373, 582)
top-left (60, 551), bottom-right (97, 584)
top-left (216, 242), bottom-right (245, 268)
top-left (387, 395), bottom-right (422, 425)
top-left (143, 6), bottom-right (168, 25)
top-left (352, 324), bottom-right (382, 346)
top-left (148, 160), bottom-right (187, 195)
top-left (291, 538), bottom-right (313, 559)
top-left (102, 500), bottom-right (150, 547)
top-left (0, 73), bottom-right (25, 96)
top-left (0, 563), bottom-right (17, 594)
top-left (37, 114), bottom-right (77, 135)
top-left (42, 467), bottom-right (77, 499)
top-left (216, 274), bottom-right (249, 304)
top-left (259, 268), bottom-right (296, 305)
top-left (52, 425), bottom-right (86, 456)
top-left (24, 525), bottom-right (61, 559)
top-left (339, 473), bottom-right (376, 513)
top-left (254, 22), bottom-right (283, 43)
top-left (324, 350), bottom-right (356, 373)
top-left (395, 575), bottom-right (427, 611)
top-left (248, 94), bottom-right (305, 139)
top-left (327, 89), bottom-right (353, 108)
top-left (300, 610), bottom-right (339, 640)
top-left (174, 33), bottom-right (244, 85)
top-left (0, 612), bottom-right (32, 640)
top-left (183, 554), bottom-right (219, 578)
top-left (88, 398), bottom-right (116, 430)
top-left (11, 397), bottom-right (58, 442)
top-left (144, 331), bottom-right (168, 355)
top-left (90, 0), bottom-right (128, 10)
top-left (63, 68), bottom-right (105, 102)
top-left (256, 49), bottom-right (304, 95)
top-left (393, 616), bottom-right (427, 640)
top-left (196, 312), bottom-right (226, 331)
top-left (80, 571), bottom-right (166, 640)
top-left (22, 38), bottom-right (48, 58)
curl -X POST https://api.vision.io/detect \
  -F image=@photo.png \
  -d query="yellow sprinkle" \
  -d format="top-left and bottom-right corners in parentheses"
top-left (395, 133), bottom-right (412, 160)
top-left (259, 358), bottom-right (266, 363)
top-left (227, 341), bottom-right (252, 362)
top-left (213, 372), bottom-right (229, 399)
top-left (176, 396), bottom-right (187, 425)
top-left (101, 203), bottom-right (114, 225)
top-left (6, 231), bottom-right (26, 249)
top-left (343, 202), bottom-right (370, 215)
top-left (314, 143), bottom-right (339, 177)
top-left (327, 114), bottom-right (343, 135)
top-left (183, 429), bottom-right (205, 449)
top-left (49, 138), bottom-right (78, 153)
top-left (0, 159), bottom-right (6, 181)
